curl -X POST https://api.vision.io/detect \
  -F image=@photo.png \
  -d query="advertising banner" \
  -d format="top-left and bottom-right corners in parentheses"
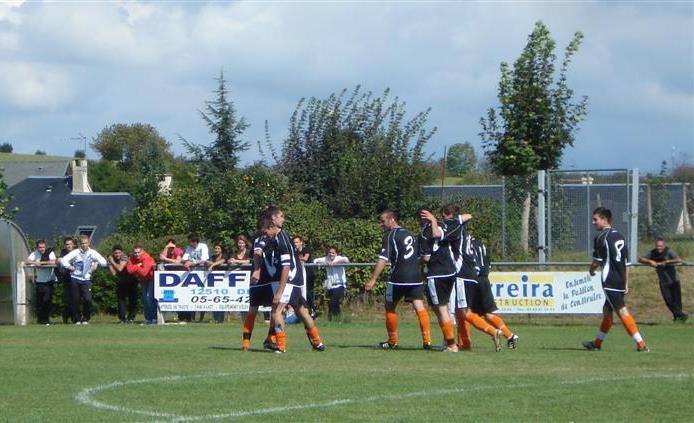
top-left (154, 270), bottom-right (250, 312)
top-left (489, 272), bottom-right (604, 314)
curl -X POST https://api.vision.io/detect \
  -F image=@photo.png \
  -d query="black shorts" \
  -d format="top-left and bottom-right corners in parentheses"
top-left (386, 283), bottom-right (424, 304)
top-left (426, 276), bottom-right (455, 306)
top-left (452, 277), bottom-right (485, 314)
top-left (249, 282), bottom-right (277, 308)
top-left (278, 284), bottom-right (307, 308)
top-left (604, 289), bottom-right (626, 311)
top-left (477, 275), bottom-right (498, 313)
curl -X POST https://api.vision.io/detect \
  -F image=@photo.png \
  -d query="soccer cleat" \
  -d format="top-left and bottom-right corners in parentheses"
top-left (422, 342), bottom-right (433, 350)
top-left (637, 345), bottom-right (650, 353)
top-left (582, 340), bottom-right (601, 351)
top-left (493, 329), bottom-right (502, 352)
top-left (274, 349), bottom-right (286, 354)
top-left (507, 334), bottom-right (519, 349)
top-left (312, 342), bottom-right (325, 352)
top-left (263, 339), bottom-right (280, 352)
top-left (379, 341), bottom-right (398, 350)
top-left (442, 345), bottom-right (459, 353)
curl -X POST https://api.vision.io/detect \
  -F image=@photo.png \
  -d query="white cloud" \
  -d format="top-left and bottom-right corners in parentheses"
top-left (0, 61), bottom-right (72, 109)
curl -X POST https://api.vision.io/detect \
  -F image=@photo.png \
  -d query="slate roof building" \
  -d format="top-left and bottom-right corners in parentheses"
top-left (5, 160), bottom-right (135, 245)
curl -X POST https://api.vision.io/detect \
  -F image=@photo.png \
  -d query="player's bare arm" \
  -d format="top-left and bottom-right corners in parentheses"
top-left (273, 265), bottom-right (290, 305)
top-left (589, 260), bottom-right (600, 276)
top-left (365, 259), bottom-right (387, 291)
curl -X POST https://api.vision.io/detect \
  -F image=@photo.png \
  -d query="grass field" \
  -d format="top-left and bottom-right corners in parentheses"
top-left (1, 317), bottom-right (692, 422)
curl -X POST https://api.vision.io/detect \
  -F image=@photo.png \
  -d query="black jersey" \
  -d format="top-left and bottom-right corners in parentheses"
top-left (419, 222), bottom-right (457, 279)
top-left (443, 216), bottom-right (477, 280)
top-left (275, 229), bottom-right (304, 287)
top-left (471, 237), bottom-right (490, 277)
top-left (593, 228), bottom-right (629, 292)
top-left (379, 227), bottom-right (421, 284)
top-left (253, 235), bottom-right (279, 285)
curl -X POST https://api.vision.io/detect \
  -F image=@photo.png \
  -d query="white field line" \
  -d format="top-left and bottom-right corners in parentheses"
top-left (75, 372), bottom-right (693, 422)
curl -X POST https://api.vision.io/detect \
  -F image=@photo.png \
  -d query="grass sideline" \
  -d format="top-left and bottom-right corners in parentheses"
top-left (1, 319), bottom-right (692, 422)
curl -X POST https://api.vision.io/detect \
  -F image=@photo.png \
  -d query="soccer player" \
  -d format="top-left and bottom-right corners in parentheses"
top-left (365, 209), bottom-right (431, 350)
top-left (470, 236), bottom-right (519, 349)
top-left (442, 204), bottom-right (503, 352)
top-left (583, 207), bottom-right (649, 352)
top-left (260, 214), bottom-right (324, 354)
top-left (418, 209), bottom-right (458, 352)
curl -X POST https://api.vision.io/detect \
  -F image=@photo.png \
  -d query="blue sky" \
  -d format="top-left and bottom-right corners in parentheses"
top-left (0, 1), bottom-right (692, 173)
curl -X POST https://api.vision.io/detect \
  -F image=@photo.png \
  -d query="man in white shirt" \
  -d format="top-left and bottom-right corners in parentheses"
top-left (26, 240), bottom-right (57, 325)
top-left (181, 233), bottom-right (209, 322)
top-left (60, 235), bottom-right (107, 324)
top-left (314, 247), bottom-right (350, 321)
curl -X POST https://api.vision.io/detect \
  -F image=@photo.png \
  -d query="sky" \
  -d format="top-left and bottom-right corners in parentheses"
top-left (0, 1), bottom-right (692, 173)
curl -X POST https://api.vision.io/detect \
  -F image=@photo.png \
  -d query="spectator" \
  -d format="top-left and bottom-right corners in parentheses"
top-left (60, 235), bottom-right (108, 325)
top-left (314, 247), bottom-right (350, 321)
top-left (56, 237), bottom-right (76, 323)
top-left (294, 236), bottom-right (317, 318)
top-left (638, 238), bottom-right (689, 322)
top-left (159, 238), bottom-right (184, 266)
top-left (180, 233), bottom-right (209, 322)
top-left (26, 240), bottom-right (57, 325)
top-left (228, 235), bottom-right (251, 266)
top-left (203, 243), bottom-right (228, 323)
top-left (108, 245), bottom-right (138, 324)
top-left (126, 244), bottom-right (157, 325)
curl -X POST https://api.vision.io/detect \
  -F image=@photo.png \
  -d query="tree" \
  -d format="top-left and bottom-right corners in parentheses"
top-left (181, 71), bottom-right (249, 175)
top-left (35, 150), bottom-right (47, 155)
top-left (0, 143), bottom-right (13, 153)
top-left (90, 123), bottom-right (173, 171)
top-left (74, 150), bottom-right (86, 158)
top-left (446, 142), bottom-right (477, 176)
top-left (279, 86), bottom-right (436, 218)
top-left (480, 21), bottom-right (588, 254)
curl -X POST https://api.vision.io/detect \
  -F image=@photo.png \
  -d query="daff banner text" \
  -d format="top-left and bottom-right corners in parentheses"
top-left (154, 270), bottom-right (251, 312)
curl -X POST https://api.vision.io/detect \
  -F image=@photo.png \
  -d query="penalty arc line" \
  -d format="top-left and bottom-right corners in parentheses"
top-left (75, 372), bottom-right (694, 422)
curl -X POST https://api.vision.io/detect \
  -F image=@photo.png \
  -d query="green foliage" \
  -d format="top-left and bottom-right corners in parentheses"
top-left (74, 150), bottom-right (86, 158)
top-left (480, 21), bottom-right (588, 176)
top-left (90, 123), bottom-right (173, 172)
top-left (88, 160), bottom-right (137, 193)
top-left (0, 142), bottom-right (12, 153)
top-left (279, 85), bottom-right (436, 219)
top-left (181, 71), bottom-right (250, 174)
top-left (34, 150), bottom-right (47, 155)
top-left (446, 142), bottom-right (477, 176)
top-left (0, 168), bottom-right (13, 220)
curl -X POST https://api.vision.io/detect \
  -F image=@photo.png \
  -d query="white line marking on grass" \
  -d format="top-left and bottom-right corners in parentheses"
top-left (77, 372), bottom-right (693, 422)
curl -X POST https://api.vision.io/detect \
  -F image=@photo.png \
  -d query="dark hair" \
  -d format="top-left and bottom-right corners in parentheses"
top-left (655, 237), bottom-right (665, 243)
top-left (36, 239), bottom-right (46, 247)
top-left (132, 243), bottom-right (143, 251)
top-left (188, 233), bottom-right (200, 243)
top-left (236, 235), bottom-right (250, 249)
top-left (327, 246), bottom-right (339, 254)
top-left (166, 238), bottom-right (177, 245)
top-left (263, 206), bottom-right (283, 218)
top-left (213, 242), bottom-right (223, 249)
top-left (112, 244), bottom-right (123, 252)
top-left (258, 216), bottom-right (275, 231)
top-left (63, 236), bottom-right (75, 244)
top-left (380, 209), bottom-right (399, 223)
top-left (442, 203), bottom-right (460, 216)
top-left (592, 207), bottom-right (612, 222)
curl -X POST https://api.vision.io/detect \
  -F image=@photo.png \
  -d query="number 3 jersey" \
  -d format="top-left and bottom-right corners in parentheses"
top-left (593, 228), bottom-right (629, 292)
top-left (379, 227), bottom-right (421, 284)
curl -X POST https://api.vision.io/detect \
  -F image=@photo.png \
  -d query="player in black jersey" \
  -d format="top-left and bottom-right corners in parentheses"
top-left (442, 204), bottom-right (503, 352)
top-left (365, 209), bottom-right (431, 349)
top-left (470, 236), bottom-right (519, 349)
top-left (419, 209), bottom-right (458, 352)
top-left (583, 207), bottom-right (648, 352)
top-left (262, 208), bottom-right (323, 353)
top-left (242, 227), bottom-right (280, 351)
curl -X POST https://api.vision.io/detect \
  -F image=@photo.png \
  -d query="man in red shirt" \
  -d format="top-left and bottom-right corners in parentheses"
top-left (126, 245), bottom-right (157, 324)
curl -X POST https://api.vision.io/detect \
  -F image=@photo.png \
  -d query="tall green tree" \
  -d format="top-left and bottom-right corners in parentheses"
top-left (182, 71), bottom-right (249, 175)
top-left (446, 142), bottom-right (477, 176)
top-left (90, 123), bottom-right (173, 171)
top-left (480, 21), bottom-right (588, 254)
top-left (0, 143), bottom-right (12, 153)
top-left (280, 86), bottom-right (436, 218)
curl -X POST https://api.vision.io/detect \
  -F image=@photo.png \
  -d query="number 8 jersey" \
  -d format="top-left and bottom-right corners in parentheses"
top-left (379, 227), bottom-right (422, 285)
top-left (593, 228), bottom-right (629, 292)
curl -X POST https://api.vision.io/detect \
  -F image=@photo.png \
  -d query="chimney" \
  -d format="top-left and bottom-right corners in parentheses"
top-left (71, 159), bottom-right (92, 193)
top-left (158, 174), bottom-right (173, 194)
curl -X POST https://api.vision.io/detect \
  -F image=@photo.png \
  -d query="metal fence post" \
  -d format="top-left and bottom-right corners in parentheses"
top-left (537, 170), bottom-right (546, 264)
top-left (501, 176), bottom-right (507, 259)
top-left (630, 168), bottom-right (639, 264)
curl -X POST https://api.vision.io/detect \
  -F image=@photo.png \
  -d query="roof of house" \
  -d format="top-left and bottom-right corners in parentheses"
top-left (6, 176), bottom-right (136, 246)
top-left (0, 159), bottom-right (71, 188)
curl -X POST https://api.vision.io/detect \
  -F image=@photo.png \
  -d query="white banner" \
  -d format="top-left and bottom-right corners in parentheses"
top-left (154, 270), bottom-right (250, 312)
top-left (489, 272), bottom-right (604, 314)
